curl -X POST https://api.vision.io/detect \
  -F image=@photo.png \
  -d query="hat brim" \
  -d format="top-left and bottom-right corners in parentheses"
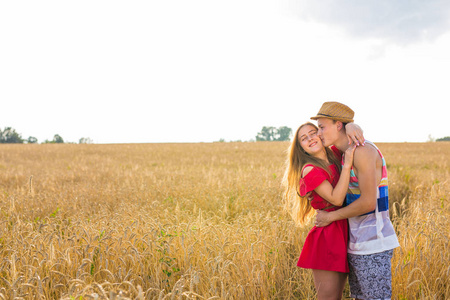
top-left (310, 115), bottom-right (354, 123)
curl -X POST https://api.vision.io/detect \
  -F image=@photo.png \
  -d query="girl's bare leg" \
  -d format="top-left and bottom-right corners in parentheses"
top-left (312, 269), bottom-right (347, 300)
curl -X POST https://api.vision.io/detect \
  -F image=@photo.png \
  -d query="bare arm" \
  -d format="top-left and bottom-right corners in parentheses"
top-left (303, 145), bottom-right (356, 206)
top-left (345, 123), bottom-right (365, 146)
top-left (315, 146), bottom-right (378, 226)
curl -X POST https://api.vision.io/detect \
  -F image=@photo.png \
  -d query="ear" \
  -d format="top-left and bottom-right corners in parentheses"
top-left (336, 121), bottom-right (344, 131)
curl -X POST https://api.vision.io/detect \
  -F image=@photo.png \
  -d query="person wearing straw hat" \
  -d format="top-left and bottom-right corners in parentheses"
top-left (312, 102), bottom-right (400, 300)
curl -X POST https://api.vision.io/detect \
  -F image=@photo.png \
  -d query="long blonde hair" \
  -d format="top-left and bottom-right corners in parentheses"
top-left (281, 122), bottom-right (341, 226)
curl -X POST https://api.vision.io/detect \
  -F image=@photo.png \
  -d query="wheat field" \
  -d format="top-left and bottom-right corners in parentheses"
top-left (0, 142), bottom-right (448, 299)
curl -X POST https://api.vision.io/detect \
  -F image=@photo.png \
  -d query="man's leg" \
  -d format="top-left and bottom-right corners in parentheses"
top-left (348, 250), bottom-right (394, 300)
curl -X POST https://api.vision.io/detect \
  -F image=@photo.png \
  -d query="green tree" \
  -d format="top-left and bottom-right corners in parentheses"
top-left (436, 136), bottom-right (450, 141)
top-left (0, 127), bottom-right (24, 143)
top-left (79, 137), bottom-right (93, 144)
top-left (44, 134), bottom-right (64, 144)
top-left (256, 126), bottom-right (292, 141)
top-left (256, 126), bottom-right (277, 141)
top-left (276, 126), bottom-right (292, 141)
top-left (27, 136), bottom-right (38, 144)
top-left (53, 134), bottom-right (64, 143)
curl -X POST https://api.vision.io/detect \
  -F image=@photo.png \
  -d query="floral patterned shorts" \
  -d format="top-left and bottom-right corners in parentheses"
top-left (348, 249), bottom-right (394, 300)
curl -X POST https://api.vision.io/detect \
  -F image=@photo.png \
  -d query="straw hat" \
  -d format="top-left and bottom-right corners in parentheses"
top-left (310, 101), bottom-right (354, 123)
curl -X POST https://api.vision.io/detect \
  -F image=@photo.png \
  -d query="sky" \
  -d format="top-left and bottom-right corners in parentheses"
top-left (1, 0), bottom-right (450, 144)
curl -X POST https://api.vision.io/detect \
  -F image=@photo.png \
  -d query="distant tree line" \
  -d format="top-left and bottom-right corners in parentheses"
top-left (0, 127), bottom-right (93, 144)
top-left (256, 126), bottom-right (292, 141)
top-left (216, 126), bottom-right (293, 142)
top-left (0, 127), bottom-right (24, 143)
top-left (436, 136), bottom-right (450, 141)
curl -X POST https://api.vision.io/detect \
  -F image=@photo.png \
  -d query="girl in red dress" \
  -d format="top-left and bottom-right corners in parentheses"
top-left (282, 122), bottom-right (359, 300)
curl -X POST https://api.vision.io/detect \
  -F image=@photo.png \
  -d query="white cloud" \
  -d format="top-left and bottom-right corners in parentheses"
top-left (288, 0), bottom-right (450, 45)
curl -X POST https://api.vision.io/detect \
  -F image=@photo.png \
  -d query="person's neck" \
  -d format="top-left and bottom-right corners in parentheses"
top-left (333, 134), bottom-right (351, 152)
top-left (314, 148), bottom-right (328, 163)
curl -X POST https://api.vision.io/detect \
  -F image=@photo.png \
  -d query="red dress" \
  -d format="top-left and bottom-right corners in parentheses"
top-left (296, 162), bottom-right (349, 273)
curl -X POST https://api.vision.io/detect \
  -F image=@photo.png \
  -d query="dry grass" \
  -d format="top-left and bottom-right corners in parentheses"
top-left (0, 142), bottom-right (448, 299)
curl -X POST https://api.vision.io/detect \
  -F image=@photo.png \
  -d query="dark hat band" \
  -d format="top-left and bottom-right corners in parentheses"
top-left (312, 112), bottom-right (353, 122)
top-left (317, 113), bottom-right (334, 118)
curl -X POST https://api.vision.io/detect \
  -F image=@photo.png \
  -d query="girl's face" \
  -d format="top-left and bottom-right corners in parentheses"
top-left (298, 125), bottom-right (323, 156)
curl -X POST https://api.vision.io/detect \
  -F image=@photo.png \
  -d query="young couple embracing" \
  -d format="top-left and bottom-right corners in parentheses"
top-left (283, 102), bottom-right (400, 300)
